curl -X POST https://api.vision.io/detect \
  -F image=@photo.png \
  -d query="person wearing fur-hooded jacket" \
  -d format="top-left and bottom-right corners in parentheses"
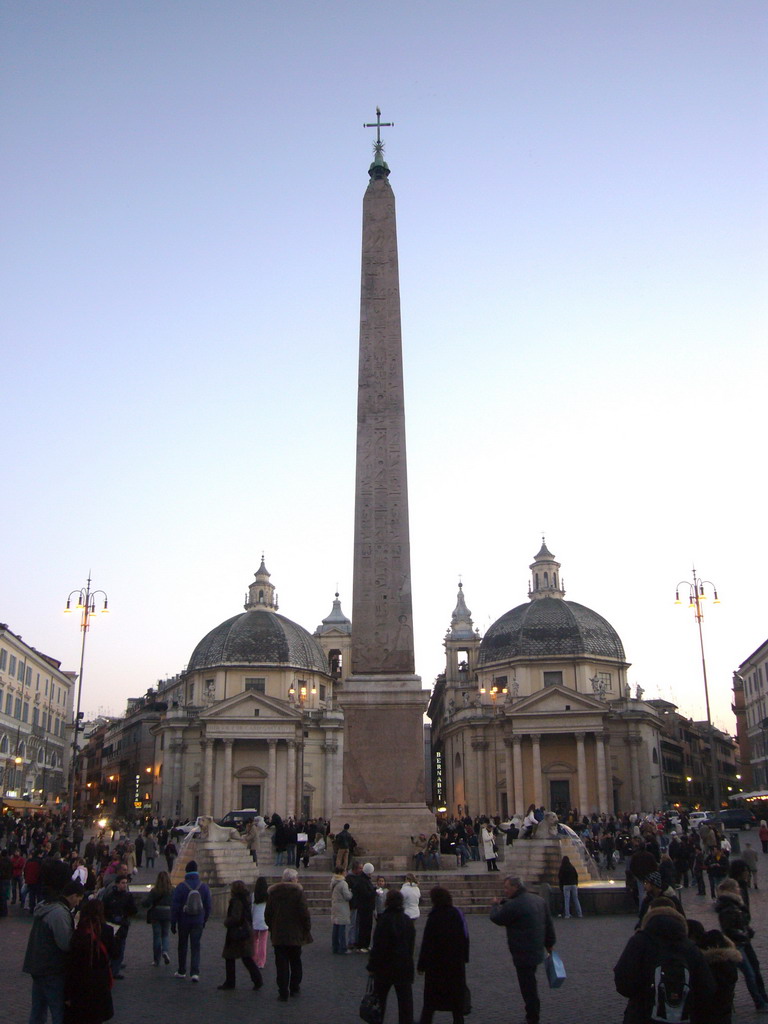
top-left (714, 878), bottom-right (768, 1012)
top-left (695, 930), bottom-right (741, 1024)
top-left (614, 902), bottom-right (715, 1024)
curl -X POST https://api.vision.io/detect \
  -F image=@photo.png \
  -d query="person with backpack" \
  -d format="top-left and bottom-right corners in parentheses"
top-left (171, 859), bottom-right (212, 982)
top-left (614, 899), bottom-right (715, 1023)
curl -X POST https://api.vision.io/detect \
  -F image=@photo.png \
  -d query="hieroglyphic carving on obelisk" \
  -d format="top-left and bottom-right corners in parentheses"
top-left (351, 109), bottom-right (414, 677)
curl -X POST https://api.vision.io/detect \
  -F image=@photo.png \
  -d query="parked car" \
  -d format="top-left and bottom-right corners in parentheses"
top-left (710, 808), bottom-right (758, 831)
top-left (217, 808), bottom-right (262, 832)
top-left (688, 811), bottom-right (715, 826)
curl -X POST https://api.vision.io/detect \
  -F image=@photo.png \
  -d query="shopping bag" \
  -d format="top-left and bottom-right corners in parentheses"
top-left (360, 976), bottom-right (383, 1024)
top-left (545, 951), bottom-right (566, 988)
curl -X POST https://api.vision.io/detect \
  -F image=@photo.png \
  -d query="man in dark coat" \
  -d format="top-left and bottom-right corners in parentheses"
top-left (264, 867), bottom-right (312, 1001)
top-left (490, 875), bottom-right (556, 1024)
top-left (368, 889), bottom-right (415, 1024)
top-left (615, 902), bottom-right (715, 1023)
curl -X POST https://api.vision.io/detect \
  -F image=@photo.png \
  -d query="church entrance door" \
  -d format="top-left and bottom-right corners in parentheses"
top-left (240, 784), bottom-right (261, 812)
top-left (549, 780), bottom-right (570, 816)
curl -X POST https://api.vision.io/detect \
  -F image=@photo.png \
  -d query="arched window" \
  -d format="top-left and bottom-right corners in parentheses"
top-left (455, 752), bottom-right (462, 768)
top-left (0, 734), bottom-right (8, 754)
top-left (652, 748), bottom-right (659, 764)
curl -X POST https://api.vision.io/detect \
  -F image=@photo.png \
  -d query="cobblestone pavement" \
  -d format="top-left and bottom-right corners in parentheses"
top-left (3, 868), bottom-right (767, 1023)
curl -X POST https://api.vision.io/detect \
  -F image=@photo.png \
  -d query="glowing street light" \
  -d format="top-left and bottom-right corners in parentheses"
top-left (64, 573), bottom-right (109, 836)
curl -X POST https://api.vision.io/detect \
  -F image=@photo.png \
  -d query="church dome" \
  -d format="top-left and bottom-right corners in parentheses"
top-left (188, 609), bottom-right (329, 674)
top-left (478, 597), bottom-right (625, 665)
top-left (187, 559), bottom-right (329, 674)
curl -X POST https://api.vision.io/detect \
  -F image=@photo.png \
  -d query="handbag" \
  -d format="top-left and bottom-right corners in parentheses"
top-left (545, 951), bottom-right (566, 988)
top-left (359, 976), bottom-right (383, 1024)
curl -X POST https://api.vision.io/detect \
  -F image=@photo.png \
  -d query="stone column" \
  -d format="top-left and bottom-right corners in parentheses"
top-left (287, 739), bottom-right (297, 818)
top-left (504, 737), bottom-right (515, 820)
top-left (171, 739), bottom-right (184, 819)
top-left (512, 735), bottom-right (524, 815)
top-left (266, 740), bottom-right (277, 815)
top-left (323, 736), bottom-right (338, 820)
top-left (627, 735), bottom-right (642, 811)
top-left (297, 740), bottom-right (305, 818)
top-left (596, 733), bottom-right (610, 813)
top-left (201, 739), bottom-right (214, 816)
top-left (531, 734), bottom-right (543, 806)
top-left (472, 739), bottom-right (488, 814)
top-left (222, 739), bottom-right (234, 814)
top-left (576, 733), bottom-right (589, 816)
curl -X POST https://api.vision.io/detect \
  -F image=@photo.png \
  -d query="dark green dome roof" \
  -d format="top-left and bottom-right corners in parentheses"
top-left (478, 597), bottom-right (625, 665)
top-left (188, 609), bottom-right (328, 674)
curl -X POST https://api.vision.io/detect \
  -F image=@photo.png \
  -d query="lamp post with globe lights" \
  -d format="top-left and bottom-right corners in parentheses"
top-left (64, 573), bottom-right (109, 836)
top-left (675, 567), bottom-right (721, 813)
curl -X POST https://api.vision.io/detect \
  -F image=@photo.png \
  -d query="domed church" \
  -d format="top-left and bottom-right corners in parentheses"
top-left (428, 541), bottom-right (664, 818)
top-left (152, 559), bottom-right (350, 822)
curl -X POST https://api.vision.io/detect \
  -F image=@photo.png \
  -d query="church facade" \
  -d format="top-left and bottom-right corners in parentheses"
top-left (427, 542), bottom-right (665, 819)
top-left (150, 559), bottom-right (350, 822)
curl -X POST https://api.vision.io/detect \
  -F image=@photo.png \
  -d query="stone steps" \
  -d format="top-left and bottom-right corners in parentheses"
top-left (259, 871), bottom-right (510, 915)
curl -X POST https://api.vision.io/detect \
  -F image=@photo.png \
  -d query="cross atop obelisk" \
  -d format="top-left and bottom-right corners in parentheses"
top-left (363, 106), bottom-right (394, 148)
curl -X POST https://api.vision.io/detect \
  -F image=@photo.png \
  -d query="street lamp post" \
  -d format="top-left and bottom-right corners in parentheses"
top-left (675, 567), bottom-right (721, 812)
top-left (64, 573), bottom-right (108, 836)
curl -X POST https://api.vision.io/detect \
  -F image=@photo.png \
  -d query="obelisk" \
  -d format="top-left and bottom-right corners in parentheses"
top-left (338, 111), bottom-right (434, 864)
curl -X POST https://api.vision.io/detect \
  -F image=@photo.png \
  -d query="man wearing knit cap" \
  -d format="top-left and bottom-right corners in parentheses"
top-left (171, 859), bottom-right (212, 982)
top-left (637, 870), bottom-right (684, 927)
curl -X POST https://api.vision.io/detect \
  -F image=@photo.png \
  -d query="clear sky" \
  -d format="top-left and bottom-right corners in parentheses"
top-left (2, 1), bottom-right (765, 734)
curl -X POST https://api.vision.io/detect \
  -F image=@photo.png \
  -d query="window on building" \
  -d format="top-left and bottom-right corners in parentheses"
top-left (0, 734), bottom-right (8, 753)
top-left (22, 702), bottom-right (29, 723)
top-left (543, 671), bottom-right (563, 687)
top-left (188, 684), bottom-right (194, 703)
top-left (5, 693), bottom-right (11, 715)
top-left (0, 649), bottom-right (6, 671)
top-left (44, 679), bottom-right (48, 696)
top-left (25, 667), bottom-right (31, 685)
top-left (14, 698), bottom-right (21, 719)
top-left (319, 684), bottom-right (326, 702)
top-left (9, 656), bottom-right (16, 676)
top-left (245, 678), bottom-right (266, 693)
top-left (597, 671), bottom-right (612, 691)
top-left (35, 673), bottom-right (40, 690)
top-left (17, 660), bottom-right (25, 682)
top-left (33, 707), bottom-right (39, 727)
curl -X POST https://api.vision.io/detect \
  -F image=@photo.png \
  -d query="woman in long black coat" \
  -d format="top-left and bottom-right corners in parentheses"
top-left (367, 889), bottom-right (415, 1024)
top-left (218, 880), bottom-right (263, 990)
top-left (64, 898), bottom-right (115, 1024)
top-left (417, 886), bottom-right (469, 1024)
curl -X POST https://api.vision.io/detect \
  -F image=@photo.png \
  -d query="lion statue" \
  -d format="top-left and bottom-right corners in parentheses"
top-left (196, 815), bottom-right (246, 843)
top-left (532, 810), bottom-right (559, 839)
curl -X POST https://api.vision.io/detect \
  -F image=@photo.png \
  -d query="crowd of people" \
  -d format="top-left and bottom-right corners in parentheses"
top-left (3, 805), bottom-right (768, 1023)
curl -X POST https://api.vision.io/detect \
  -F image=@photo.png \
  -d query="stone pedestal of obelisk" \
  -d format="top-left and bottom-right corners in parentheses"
top-left (337, 121), bottom-right (434, 867)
